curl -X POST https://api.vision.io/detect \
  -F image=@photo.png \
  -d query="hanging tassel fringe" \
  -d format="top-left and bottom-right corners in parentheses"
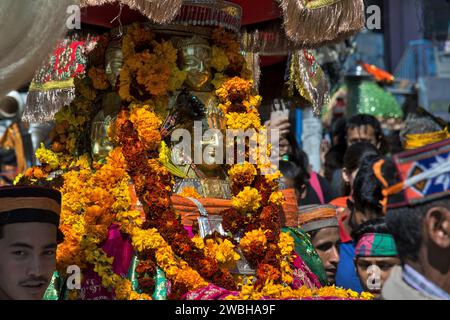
top-left (81, 0), bottom-right (183, 24)
top-left (243, 52), bottom-right (261, 91)
top-left (22, 88), bottom-right (75, 123)
top-left (241, 25), bottom-right (302, 56)
top-left (277, 0), bottom-right (365, 48)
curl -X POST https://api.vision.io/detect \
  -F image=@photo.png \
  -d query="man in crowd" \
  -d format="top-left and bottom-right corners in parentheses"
top-left (352, 218), bottom-right (400, 299)
top-left (336, 155), bottom-right (385, 292)
top-left (298, 204), bottom-right (341, 285)
top-left (346, 114), bottom-right (386, 153)
top-left (376, 139), bottom-right (450, 300)
top-left (0, 185), bottom-right (62, 300)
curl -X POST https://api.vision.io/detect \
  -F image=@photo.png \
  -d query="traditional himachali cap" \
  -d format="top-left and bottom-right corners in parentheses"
top-left (297, 204), bottom-right (339, 233)
top-left (402, 108), bottom-right (450, 150)
top-left (373, 138), bottom-right (450, 211)
top-left (0, 186), bottom-right (61, 227)
top-left (404, 127), bottom-right (450, 150)
top-left (355, 233), bottom-right (398, 257)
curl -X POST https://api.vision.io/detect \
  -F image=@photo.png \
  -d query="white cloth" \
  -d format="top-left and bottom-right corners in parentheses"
top-left (302, 108), bottom-right (323, 173)
top-left (0, 0), bottom-right (75, 97)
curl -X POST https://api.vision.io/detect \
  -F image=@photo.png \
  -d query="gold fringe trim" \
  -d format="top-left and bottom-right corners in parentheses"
top-left (80, 0), bottom-right (183, 24)
top-left (277, 0), bottom-right (365, 47)
top-left (306, 0), bottom-right (342, 9)
top-left (244, 52), bottom-right (261, 90)
top-left (29, 79), bottom-right (74, 92)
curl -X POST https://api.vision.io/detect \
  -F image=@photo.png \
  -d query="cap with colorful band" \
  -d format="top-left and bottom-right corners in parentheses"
top-left (0, 186), bottom-right (61, 227)
top-left (373, 138), bottom-right (450, 211)
top-left (297, 204), bottom-right (339, 233)
top-left (355, 233), bottom-right (398, 257)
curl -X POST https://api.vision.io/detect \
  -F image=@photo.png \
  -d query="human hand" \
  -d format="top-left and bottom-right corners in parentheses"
top-left (265, 116), bottom-right (291, 138)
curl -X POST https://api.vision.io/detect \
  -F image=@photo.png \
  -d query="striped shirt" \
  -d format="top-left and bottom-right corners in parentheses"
top-left (403, 264), bottom-right (450, 300)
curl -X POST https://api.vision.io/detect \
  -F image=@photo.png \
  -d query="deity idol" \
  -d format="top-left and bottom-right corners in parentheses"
top-left (169, 35), bottom-right (231, 199)
top-left (90, 39), bottom-right (123, 163)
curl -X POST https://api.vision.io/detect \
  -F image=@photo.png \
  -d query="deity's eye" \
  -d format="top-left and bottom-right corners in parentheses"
top-left (184, 57), bottom-right (199, 67)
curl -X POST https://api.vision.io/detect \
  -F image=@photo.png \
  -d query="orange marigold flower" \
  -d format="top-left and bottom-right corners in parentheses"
top-left (88, 67), bottom-right (109, 90)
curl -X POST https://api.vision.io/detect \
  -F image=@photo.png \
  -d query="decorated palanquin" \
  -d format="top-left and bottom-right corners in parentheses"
top-left (15, 1), bottom-right (372, 300)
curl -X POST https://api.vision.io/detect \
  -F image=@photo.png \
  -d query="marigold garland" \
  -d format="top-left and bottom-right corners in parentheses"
top-left (226, 281), bottom-right (374, 300)
top-left (115, 109), bottom-right (237, 295)
top-left (131, 228), bottom-right (208, 291)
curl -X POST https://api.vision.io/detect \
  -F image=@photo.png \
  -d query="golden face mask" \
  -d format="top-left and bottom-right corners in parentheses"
top-left (180, 41), bottom-right (212, 91)
top-left (105, 40), bottom-right (123, 87)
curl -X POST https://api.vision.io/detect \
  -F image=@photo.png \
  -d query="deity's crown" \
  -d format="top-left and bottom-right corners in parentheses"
top-left (177, 35), bottom-right (211, 50)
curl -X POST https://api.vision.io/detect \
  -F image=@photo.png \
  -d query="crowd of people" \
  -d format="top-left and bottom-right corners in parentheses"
top-left (272, 110), bottom-right (450, 299)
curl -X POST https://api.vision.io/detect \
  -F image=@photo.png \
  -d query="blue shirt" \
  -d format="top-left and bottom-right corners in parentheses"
top-left (335, 241), bottom-right (363, 293)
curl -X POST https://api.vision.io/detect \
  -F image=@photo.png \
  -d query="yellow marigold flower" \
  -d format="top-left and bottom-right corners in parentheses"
top-left (121, 36), bottom-right (135, 58)
top-left (225, 112), bottom-right (261, 130)
top-left (126, 23), bottom-right (153, 47)
top-left (107, 147), bottom-right (127, 170)
top-left (129, 108), bottom-right (162, 151)
top-left (240, 228), bottom-right (267, 251)
top-left (118, 66), bottom-right (132, 102)
top-left (280, 260), bottom-right (294, 284)
top-left (346, 289), bottom-right (360, 299)
top-left (88, 67), bottom-right (109, 90)
top-left (35, 143), bottom-right (60, 170)
top-left (211, 46), bottom-right (230, 72)
top-left (361, 291), bottom-right (375, 300)
top-left (204, 238), bottom-right (218, 260)
top-left (191, 235), bottom-right (205, 250)
top-left (129, 292), bottom-right (152, 300)
top-left (242, 95), bottom-right (262, 111)
top-left (179, 186), bottom-right (201, 199)
top-left (264, 170), bottom-right (282, 183)
top-left (218, 101), bottom-right (232, 114)
top-left (231, 186), bottom-right (262, 213)
top-left (115, 279), bottom-right (133, 300)
top-left (228, 161), bottom-right (257, 187)
top-left (131, 228), bottom-right (208, 291)
top-left (175, 268), bottom-right (209, 290)
top-left (216, 77), bottom-right (253, 102)
top-left (278, 232), bottom-right (295, 256)
top-left (215, 239), bottom-right (240, 265)
top-left (269, 191), bottom-right (285, 206)
top-left (116, 210), bottom-right (142, 234)
top-left (153, 40), bottom-right (178, 65)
